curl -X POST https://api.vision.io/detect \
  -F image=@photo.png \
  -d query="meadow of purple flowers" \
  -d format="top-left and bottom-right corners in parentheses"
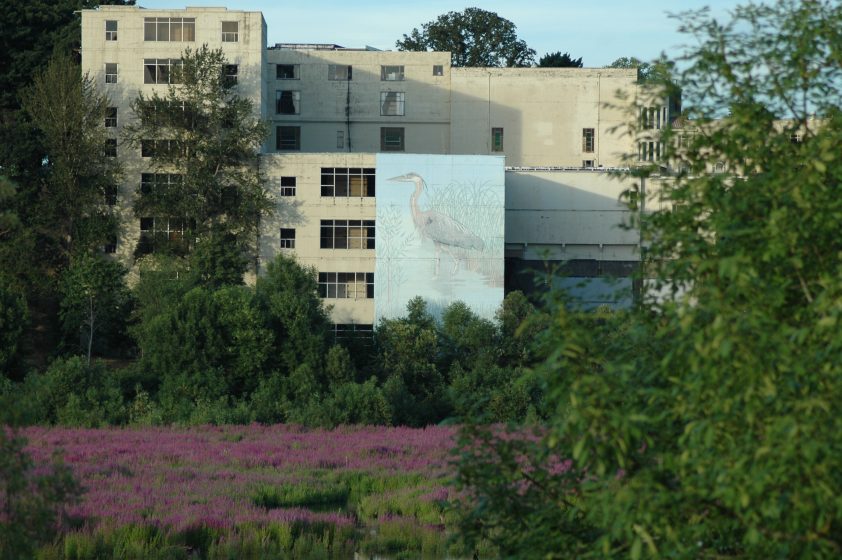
top-left (21, 424), bottom-right (465, 558)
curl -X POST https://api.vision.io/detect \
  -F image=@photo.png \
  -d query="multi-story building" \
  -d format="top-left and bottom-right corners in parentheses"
top-left (81, 5), bottom-right (675, 328)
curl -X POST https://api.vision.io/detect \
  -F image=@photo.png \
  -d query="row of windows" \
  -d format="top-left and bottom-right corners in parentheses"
top-left (641, 106), bottom-right (668, 130)
top-left (275, 91), bottom-right (405, 116)
top-left (105, 63), bottom-right (238, 86)
top-left (277, 127), bottom-right (406, 152)
top-left (638, 141), bottom-right (665, 162)
top-left (318, 272), bottom-right (374, 299)
top-left (281, 221), bottom-right (375, 250)
top-left (276, 64), bottom-right (444, 81)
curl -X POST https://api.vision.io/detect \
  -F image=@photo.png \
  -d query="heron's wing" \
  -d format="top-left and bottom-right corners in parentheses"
top-left (423, 213), bottom-right (485, 251)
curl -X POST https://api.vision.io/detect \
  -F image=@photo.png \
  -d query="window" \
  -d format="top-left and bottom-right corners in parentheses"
top-left (280, 176), bottom-right (296, 197)
top-left (790, 133), bottom-right (803, 144)
top-left (380, 65), bottom-right (404, 81)
top-left (224, 64), bottom-right (238, 86)
top-left (380, 127), bottom-right (404, 152)
top-left (277, 64), bottom-right (299, 79)
top-left (318, 272), bottom-right (374, 299)
top-left (491, 127), bottom-right (504, 152)
top-left (104, 185), bottom-right (118, 206)
top-left (141, 173), bottom-right (183, 195)
top-left (144, 17), bottom-right (195, 42)
top-left (276, 90), bottom-right (300, 114)
top-left (583, 160), bottom-right (594, 168)
top-left (328, 64), bottom-right (352, 80)
top-left (105, 63), bottom-right (117, 84)
top-left (104, 139), bottom-right (117, 157)
top-left (141, 139), bottom-right (181, 158)
top-left (144, 58), bottom-right (182, 84)
top-left (320, 220), bottom-right (375, 249)
top-left (103, 236), bottom-right (117, 254)
top-left (336, 130), bottom-right (345, 149)
top-left (221, 21), bottom-right (238, 42)
top-left (582, 128), bottom-right (595, 152)
top-left (333, 323), bottom-right (374, 340)
top-left (433, 65), bottom-right (443, 76)
top-left (138, 217), bottom-right (189, 254)
top-left (105, 20), bottom-right (118, 41)
top-left (280, 228), bottom-right (296, 249)
top-left (321, 168), bottom-right (375, 197)
top-left (276, 126), bottom-right (301, 150)
top-left (380, 92), bottom-right (405, 116)
top-left (105, 107), bottom-right (117, 128)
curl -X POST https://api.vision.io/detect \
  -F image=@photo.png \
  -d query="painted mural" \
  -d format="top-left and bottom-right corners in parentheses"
top-left (375, 154), bottom-right (505, 322)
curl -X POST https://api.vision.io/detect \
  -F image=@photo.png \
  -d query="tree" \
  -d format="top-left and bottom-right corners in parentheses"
top-left (0, 279), bottom-right (27, 378)
top-left (458, 0), bottom-right (842, 557)
top-left (605, 56), bottom-right (672, 83)
top-left (59, 255), bottom-right (133, 363)
top-left (123, 45), bottom-right (271, 263)
top-left (396, 8), bottom-right (535, 68)
top-left (537, 52), bottom-right (583, 68)
top-left (21, 53), bottom-right (121, 261)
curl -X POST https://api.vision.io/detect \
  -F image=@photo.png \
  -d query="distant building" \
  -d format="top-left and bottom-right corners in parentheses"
top-left (81, 5), bottom-right (676, 327)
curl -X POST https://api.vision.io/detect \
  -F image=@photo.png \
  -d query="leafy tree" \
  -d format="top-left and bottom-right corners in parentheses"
top-left (21, 53), bottom-right (121, 261)
top-left (0, 176), bottom-right (20, 238)
top-left (537, 51), bottom-right (583, 68)
top-left (0, 279), bottom-right (27, 378)
top-left (458, 0), bottom-right (842, 557)
top-left (396, 8), bottom-right (535, 67)
top-left (59, 254), bottom-right (133, 363)
top-left (605, 55), bottom-right (672, 84)
top-left (124, 46), bottom-right (271, 262)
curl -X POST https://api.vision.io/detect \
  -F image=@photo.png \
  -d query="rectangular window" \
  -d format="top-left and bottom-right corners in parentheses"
top-left (328, 64), bottom-right (352, 81)
top-left (105, 63), bottom-right (117, 84)
top-left (491, 127), bottom-right (504, 152)
top-left (318, 272), bottom-right (374, 299)
top-left (582, 128), bottom-right (595, 152)
top-left (104, 185), bottom-right (118, 206)
top-left (276, 126), bottom-right (301, 151)
top-left (105, 107), bottom-right (117, 128)
top-left (224, 64), bottom-right (238, 86)
top-left (320, 220), bottom-right (375, 249)
top-left (105, 20), bottom-right (118, 41)
top-left (433, 64), bottom-right (444, 76)
top-left (336, 130), bottom-right (345, 149)
top-left (104, 139), bottom-right (117, 157)
top-left (380, 127), bottom-right (404, 152)
top-left (332, 323), bottom-right (374, 340)
top-left (380, 92), bottom-right (405, 116)
top-left (144, 58), bottom-right (182, 84)
top-left (280, 176), bottom-right (296, 197)
top-left (138, 217), bottom-right (188, 254)
top-left (321, 168), bottom-right (375, 197)
top-left (380, 65), bottom-right (404, 81)
top-left (221, 21), bottom-right (238, 42)
top-left (140, 139), bottom-right (181, 159)
top-left (277, 64), bottom-right (299, 79)
top-left (103, 236), bottom-right (117, 254)
top-left (276, 90), bottom-right (300, 114)
top-left (280, 228), bottom-right (296, 249)
top-left (140, 173), bottom-right (183, 196)
top-left (144, 17), bottom-right (195, 42)
top-left (582, 160), bottom-right (595, 168)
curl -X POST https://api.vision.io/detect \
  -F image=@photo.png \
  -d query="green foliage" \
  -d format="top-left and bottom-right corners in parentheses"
top-left (0, 427), bottom-right (80, 559)
top-left (459, 1), bottom-right (842, 557)
top-left (537, 52), bottom-right (583, 68)
top-left (123, 45), bottom-right (270, 259)
top-left (396, 8), bottom-right (535, 67)
top-left (0, 278), bottom-right (28, 378)
top-left (187, 225), bottom-right (249, 288)
top-left (59, 255), bottom-right (133, 361)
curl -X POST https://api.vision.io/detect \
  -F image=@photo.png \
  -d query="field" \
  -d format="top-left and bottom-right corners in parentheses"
top-left (21, 424), bottom-right (477, 559)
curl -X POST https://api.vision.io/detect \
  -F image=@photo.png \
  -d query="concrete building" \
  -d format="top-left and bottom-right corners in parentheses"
top-left (81, 5), bottom-right (675, 327)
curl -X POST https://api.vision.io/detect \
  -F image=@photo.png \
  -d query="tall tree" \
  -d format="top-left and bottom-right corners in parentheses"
top-left (21, 53), bottom-right (120, 262)
top-left (396, 8), bottom-right (535, 67)
top-left (537, 51), bottom-right (583, 68)
top-left (123, 46), bottom-right (270, 262)
top-left (458, 0), bottom-right (842, 557)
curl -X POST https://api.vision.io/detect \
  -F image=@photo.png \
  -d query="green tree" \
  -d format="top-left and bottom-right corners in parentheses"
top-left (59, 254), bottom-right (133, 363)
top-left (124, 46), bottom-right (271, 264)
top-left (0, 280), bottom-right (27, 379)
top-left (459, 1), bottom-right (842, 557)
top-left (606, 55), bottom-right (671, 84)
top-left (21, 53), bottom-right (121, 261)
top-left (537, 51), bottom-right (583, 68)
top-left (396, 8), bottom-right (535, 67)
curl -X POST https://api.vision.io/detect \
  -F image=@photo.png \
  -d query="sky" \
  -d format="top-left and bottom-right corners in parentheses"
top-left (136, 0), bottom-right (743, 67)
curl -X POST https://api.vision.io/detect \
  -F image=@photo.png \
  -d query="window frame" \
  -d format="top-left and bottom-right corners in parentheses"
top-left (491, 127), bottom-right (504, 152)
top-left (380, 127), bottom-right (405, 152)
top-left (280, 228), bottom-right (296, 249)
top-left (221, 21), bottom-right (239, 42)
top-left (276, 126), bottom-right (301, 151)
top-left (328, 64), bottom-right (352, 81)
top-left (144, 58), bottom-right (183, 85)
top-left (105, 107), bottom-right (117, 128)
top-left (224, 64), bottom-right (238, 86)
top-left (320, 167), bottom-right (375, 198)
top-left (318, 272), bottom-right (374, 299)
top-left (380, 65), bottom-right (405, 81)
top-left (105, 20), bottom-right (118, 41)
top-left (275, 90), bottom-right (300, 115)
top-left (276, 64), bottom-right (300, 80)
top-left (582, 128), bottom-right (595, 153)
top-left (433, 65), bottom-right (444, 76)
top-left (280, 176), bottom-right (296, 197)
top-left (319, 219), bottom-right (375, 249)
top-left (380, 92), bottom-right (405, 116)
top-left (144, 17), bottom-right (195, 42)
top-left (105, 63), bottom-right (117, 84)
top-left (104, 139), bottom-right (117, 157)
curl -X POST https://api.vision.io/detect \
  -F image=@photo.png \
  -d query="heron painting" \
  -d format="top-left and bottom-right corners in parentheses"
top-left (388, 172), bottom-right (485, 276)
top-left (375, 154), bottom-right (504, 322)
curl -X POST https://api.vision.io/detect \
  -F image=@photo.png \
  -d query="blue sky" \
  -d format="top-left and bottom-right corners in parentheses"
top-left (137, 1), bottom-right (743, 67)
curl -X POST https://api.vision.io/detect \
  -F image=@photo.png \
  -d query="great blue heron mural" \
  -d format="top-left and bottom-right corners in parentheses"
top-left (388, 172), bottom-right (485, 276)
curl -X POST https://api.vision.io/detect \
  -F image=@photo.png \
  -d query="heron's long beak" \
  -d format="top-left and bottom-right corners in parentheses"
top-left (388, 174), bottom-right (415, 182)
